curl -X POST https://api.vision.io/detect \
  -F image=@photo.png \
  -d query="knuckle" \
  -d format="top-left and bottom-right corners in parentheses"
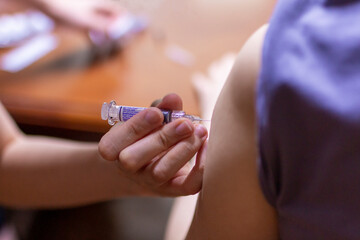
top-left (125, 110), bottom-right (162, 139)
top-left (151, 167), bottom-right (170, 184)
top-left (182, 181), bottom-right (201, 195)
top-left (127, 122), bottom-right (144, 139)
top-left (157, 131), bottom-right (172, 149)
top-left (181, 141), bottom-right (198, 154)
top-left (98, 137), bottom-right (117, 161)
top-left (118, 150), bottom-right (137, 173)
top-left (186, 185), bottom-right (201, 195)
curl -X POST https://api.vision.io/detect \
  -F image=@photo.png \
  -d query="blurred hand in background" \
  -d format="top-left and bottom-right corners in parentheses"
top-left (28, 0), bottom-right (124, 33)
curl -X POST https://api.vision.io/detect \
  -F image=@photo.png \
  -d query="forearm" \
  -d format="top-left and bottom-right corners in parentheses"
top-left (0, 136), bottom-right (140, 209)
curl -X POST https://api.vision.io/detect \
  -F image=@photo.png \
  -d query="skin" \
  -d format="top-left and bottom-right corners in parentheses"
top-left (99, 94), bottom-right (209, 197)
top-left (1, 0), bottom-right (207, 209)
top-left (185, 24), bottom-right (277, 240)
top-left (21, 0), bottom-right (123, 33)
top-left (165, 25), bottom-right (279, 239)
top-left (0, 94), bottom-right (208, 209)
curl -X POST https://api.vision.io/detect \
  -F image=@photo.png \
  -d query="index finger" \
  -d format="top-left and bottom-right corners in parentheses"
top-left (98, 107), bottom-right (164, 161)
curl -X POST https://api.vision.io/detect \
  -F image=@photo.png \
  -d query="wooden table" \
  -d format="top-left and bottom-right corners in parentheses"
top-left (0, 0), bottom-right (274, 135)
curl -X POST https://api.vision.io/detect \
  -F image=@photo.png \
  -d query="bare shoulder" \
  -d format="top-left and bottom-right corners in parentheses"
top-left (186, 25), bottom-right (278, 239)
top-left (229, 24), bottom-right (268, 111)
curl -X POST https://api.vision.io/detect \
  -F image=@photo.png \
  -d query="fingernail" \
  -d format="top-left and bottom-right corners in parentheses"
top-left (195, 125), bottom-right (207, 139)
top-left (175, 120), bottom-right (193, 135)
top-left (145, 109), bottom-right (161, 124)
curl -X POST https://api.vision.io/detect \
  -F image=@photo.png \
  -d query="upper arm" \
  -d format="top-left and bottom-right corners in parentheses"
top-left (186, 25), bottom-right (278, 239)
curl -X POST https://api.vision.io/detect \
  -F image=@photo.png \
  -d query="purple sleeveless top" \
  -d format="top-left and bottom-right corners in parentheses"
top-left (257, 0), bottom-right (360, 239)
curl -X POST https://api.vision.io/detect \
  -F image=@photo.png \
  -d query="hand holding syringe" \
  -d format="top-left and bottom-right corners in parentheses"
top-left (101, 100), bottom-right (209, 125)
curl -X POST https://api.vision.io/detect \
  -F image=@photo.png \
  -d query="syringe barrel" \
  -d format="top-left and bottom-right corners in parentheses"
top-left (102, 101), bottom-right (187, 125)
top-left (117, 107), bottom-right (183, 123)
top-left (117, 106), bottom-right (175, 123)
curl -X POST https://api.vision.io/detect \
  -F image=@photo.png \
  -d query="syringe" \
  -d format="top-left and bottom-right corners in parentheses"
top-left (101, 100), bottom-right (208, 125)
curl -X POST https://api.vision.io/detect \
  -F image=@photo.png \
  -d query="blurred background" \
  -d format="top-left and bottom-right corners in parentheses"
top-left (0, 0), bottom-right (275, 239)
